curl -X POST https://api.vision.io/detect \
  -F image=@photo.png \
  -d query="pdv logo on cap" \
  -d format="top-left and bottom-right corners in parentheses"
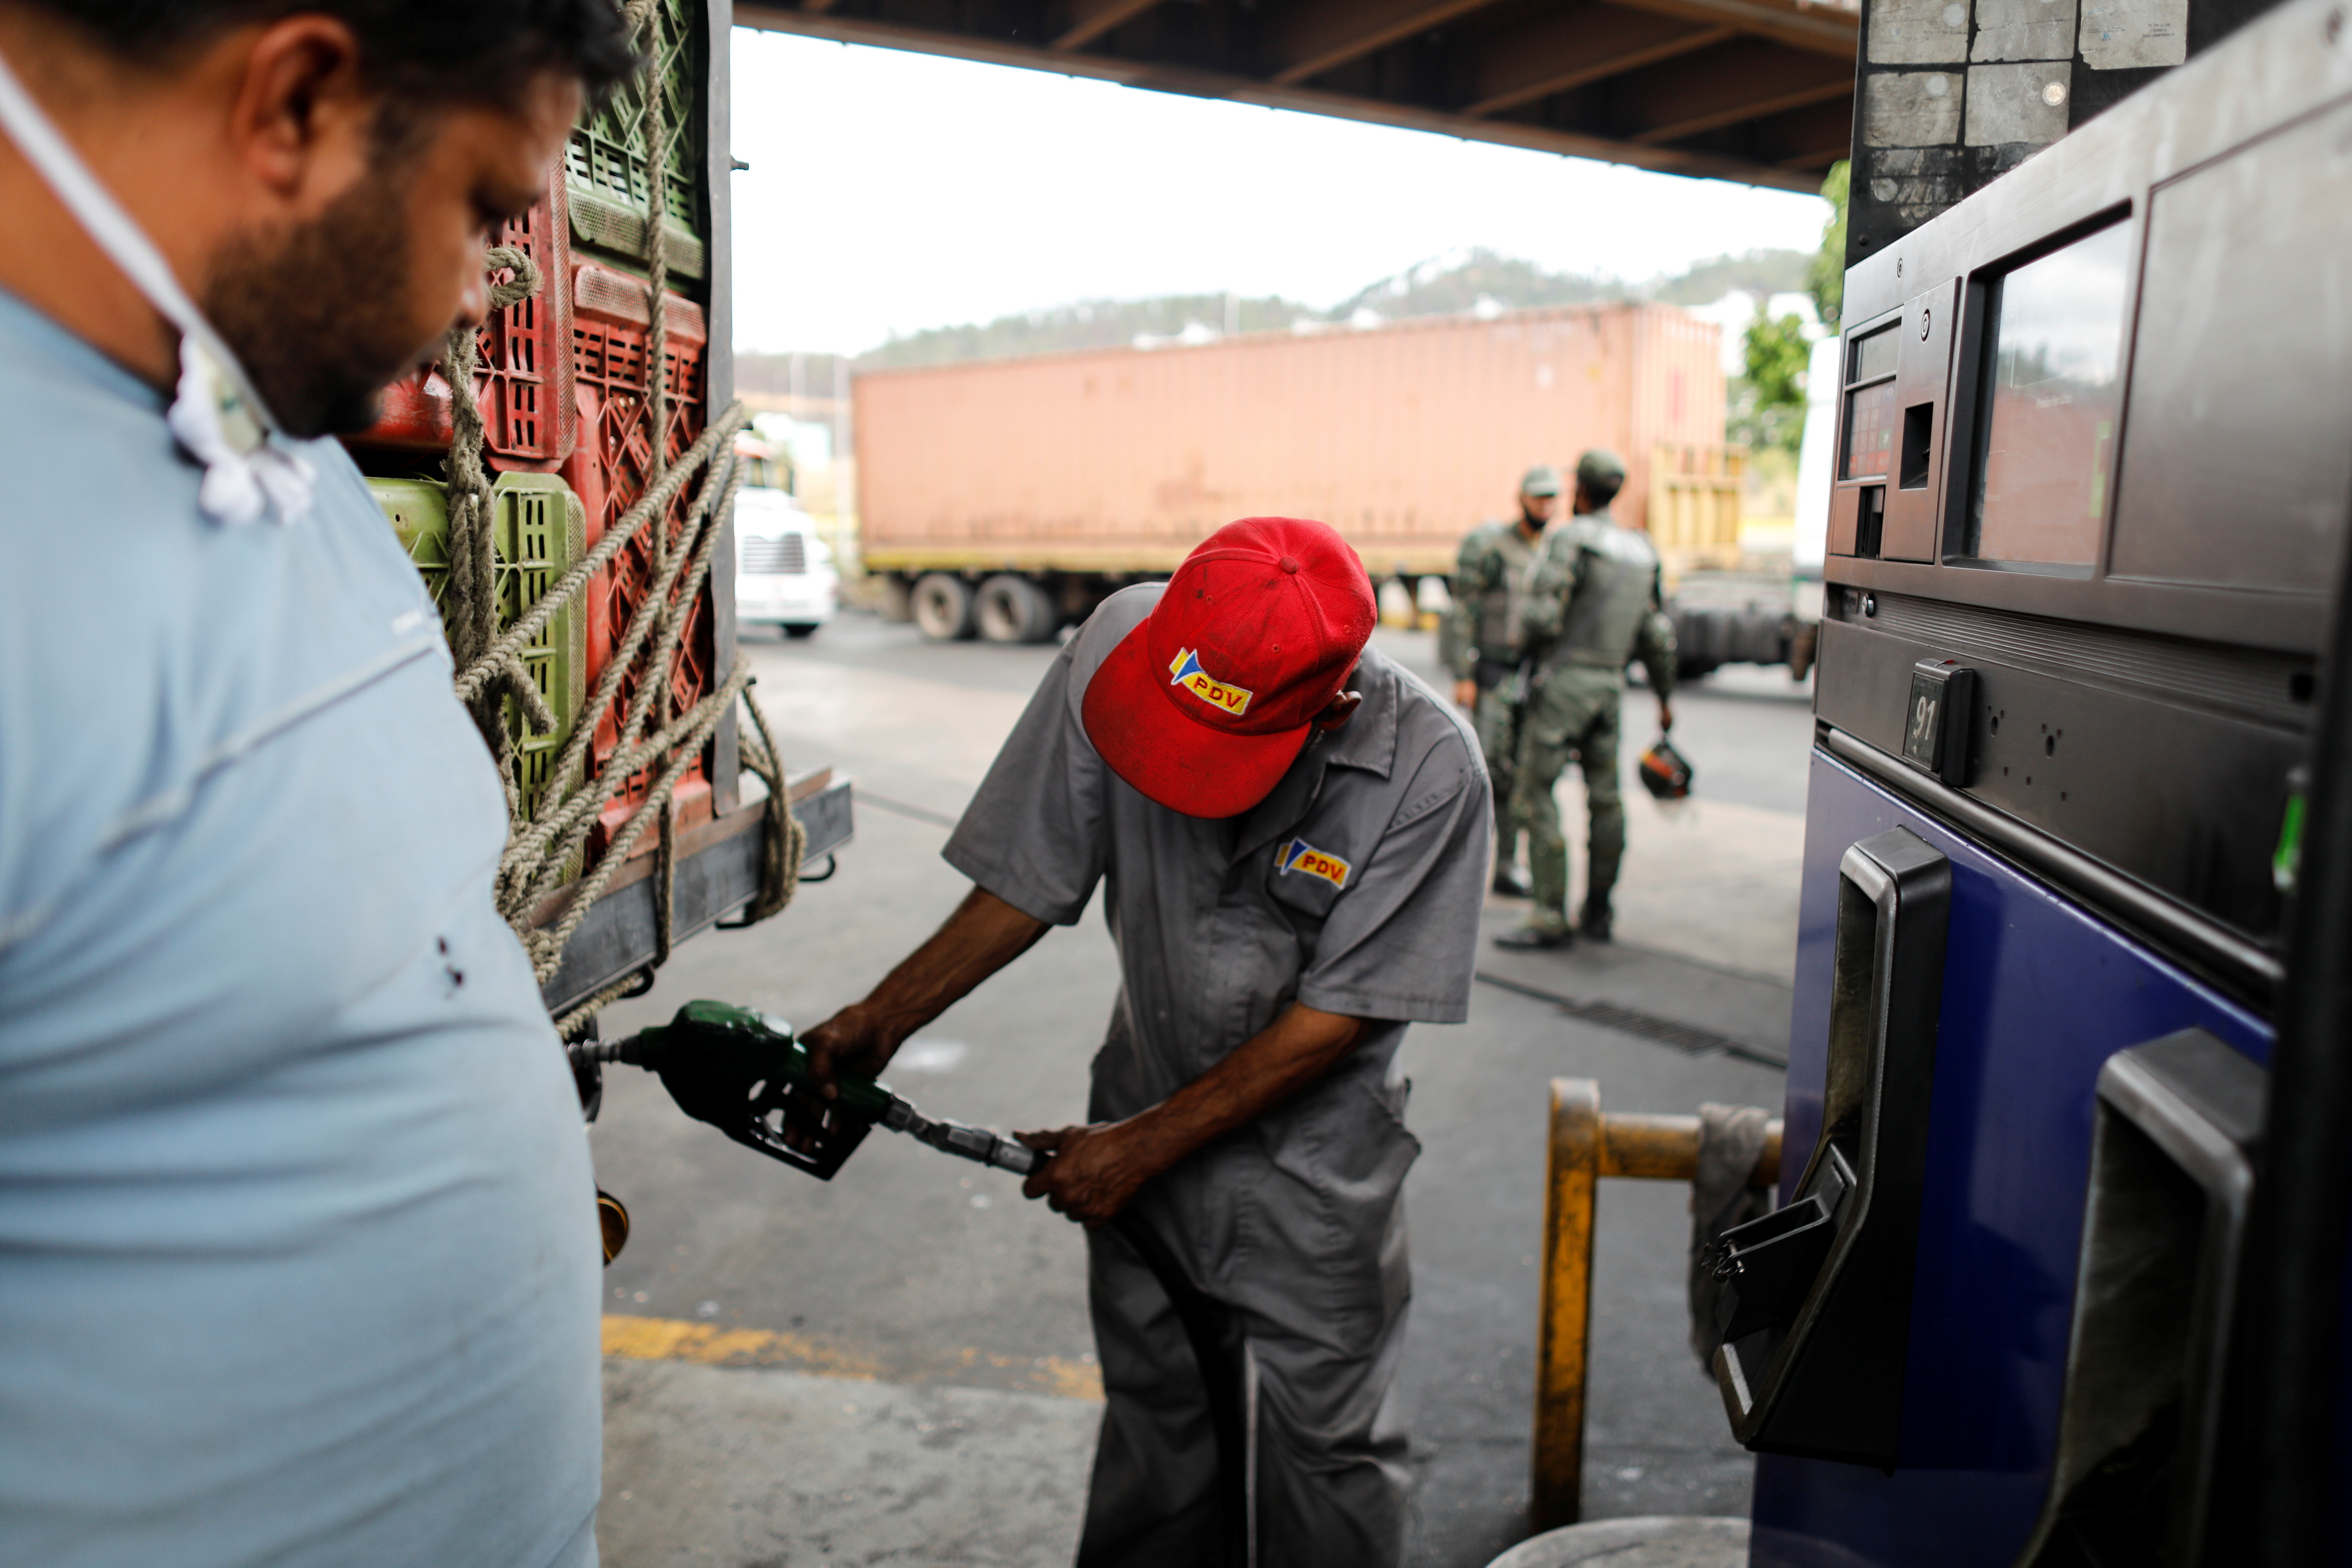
top-left (1082, 517), bottom-right (1377, 819)
top-left (1167, 648), bottom-right (1254, 717)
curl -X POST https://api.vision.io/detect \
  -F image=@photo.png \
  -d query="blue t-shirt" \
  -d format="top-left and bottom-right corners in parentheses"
top-left (0, 291), bottom-right (601, 1565)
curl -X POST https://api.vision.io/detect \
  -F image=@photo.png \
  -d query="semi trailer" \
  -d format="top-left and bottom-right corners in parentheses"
top-left (851, 300), bottom-right (1764, 658)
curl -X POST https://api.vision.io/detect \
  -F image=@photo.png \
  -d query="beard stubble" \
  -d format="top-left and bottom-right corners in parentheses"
top-left (202, 167), bottom-right (442, 441)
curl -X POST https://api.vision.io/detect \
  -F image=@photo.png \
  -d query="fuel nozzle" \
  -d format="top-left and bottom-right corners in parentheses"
top-left (578, 1001), bottom-right (1037, 1181)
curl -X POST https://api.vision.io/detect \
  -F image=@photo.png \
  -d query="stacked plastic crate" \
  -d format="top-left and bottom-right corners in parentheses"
top-left (347, 0), bottom-right (715, 862)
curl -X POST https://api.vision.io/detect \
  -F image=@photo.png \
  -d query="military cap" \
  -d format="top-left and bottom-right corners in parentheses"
top-left (1575, 449), bottom-right (1626, 489)
top-left (1519, 464), bottom-right (1563, 496)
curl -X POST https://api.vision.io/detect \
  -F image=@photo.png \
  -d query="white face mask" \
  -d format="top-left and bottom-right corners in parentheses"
top-left (0, 43), bottom-right (313, 526)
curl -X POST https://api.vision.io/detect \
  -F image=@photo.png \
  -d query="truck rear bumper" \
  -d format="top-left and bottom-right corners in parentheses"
top-left (535, 771), bottom-right (854, 1016)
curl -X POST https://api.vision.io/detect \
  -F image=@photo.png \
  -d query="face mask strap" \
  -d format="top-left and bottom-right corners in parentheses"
top-left (0, 44), bottom-right (281, 429)
top-left (0, 40), bottom-right (314, 524)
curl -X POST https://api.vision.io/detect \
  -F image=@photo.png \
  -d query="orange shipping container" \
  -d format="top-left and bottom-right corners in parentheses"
top-left (855, 301), bottom-right (1725, 626)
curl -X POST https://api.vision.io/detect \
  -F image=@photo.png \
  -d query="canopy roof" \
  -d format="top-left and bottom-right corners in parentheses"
top-left (736, 0), bottom-right (1858, 192)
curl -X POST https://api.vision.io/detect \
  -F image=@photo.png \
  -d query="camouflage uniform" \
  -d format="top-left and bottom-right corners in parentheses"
top-left (1440, 519), bottom-right (1544, 861)
top-left (1508, 478), bottom-right (1676, 939)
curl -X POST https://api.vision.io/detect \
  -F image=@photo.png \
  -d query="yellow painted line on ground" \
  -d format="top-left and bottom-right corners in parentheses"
top-left (601, 1315), bottom-right (1104, 1401)
top-left (602, 1315), bottom-right (880, 1380)
top-left (946, 1342), bottom-right (1105, 1402)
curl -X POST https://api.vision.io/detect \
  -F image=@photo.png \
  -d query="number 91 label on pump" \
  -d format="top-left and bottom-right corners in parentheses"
top-left (1902, 658), bottom-right (1975, 786)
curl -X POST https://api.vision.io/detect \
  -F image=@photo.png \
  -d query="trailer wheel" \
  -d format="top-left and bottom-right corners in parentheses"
top-left (911, 573), bottom-right (976, 641)
top-left (975, 574), bottom-right (1058, 644)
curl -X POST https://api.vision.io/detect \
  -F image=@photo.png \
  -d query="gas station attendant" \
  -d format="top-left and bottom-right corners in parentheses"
top-left (803, 516), bottom-right (1491, 1567)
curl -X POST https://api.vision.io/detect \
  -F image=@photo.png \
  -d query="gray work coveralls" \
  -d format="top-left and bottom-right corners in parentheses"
top-left (943, 585), bottom-right (1490, 1567)
top-left (1508, 511), bottom-right (1675, 933)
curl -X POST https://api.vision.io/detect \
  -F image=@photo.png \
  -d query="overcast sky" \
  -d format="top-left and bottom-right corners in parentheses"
top-left (727, 28), bottom-right (1835, 356)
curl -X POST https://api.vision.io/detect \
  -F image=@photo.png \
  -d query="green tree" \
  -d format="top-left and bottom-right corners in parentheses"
top-left (1745, 311), bottom-right (1809, 410)
top-left (1809, 160), bottom-right (1849, 327)
top-left (1734, 308), bottom-right (1811, 453)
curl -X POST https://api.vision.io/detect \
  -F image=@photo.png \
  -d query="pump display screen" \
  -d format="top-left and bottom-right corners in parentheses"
top-left (2108, 100), bottom-right (2352, 594)
top-left (1844, 382), bottom-right (1897, 479)
top-left (1963, 222), bottom-right (2133, 567)
top-left (1842, 324), bottom-right (1901, 481)
top-left (1849, 325), bottom-right (1899, 384)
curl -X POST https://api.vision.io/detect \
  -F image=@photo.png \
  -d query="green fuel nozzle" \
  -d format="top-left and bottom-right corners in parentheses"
top-left (576, 1001), bottom-right (1039, 1182)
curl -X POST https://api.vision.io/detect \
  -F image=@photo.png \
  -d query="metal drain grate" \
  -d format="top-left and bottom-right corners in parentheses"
top-left (1475, 971), bottom-right (1788, 1069)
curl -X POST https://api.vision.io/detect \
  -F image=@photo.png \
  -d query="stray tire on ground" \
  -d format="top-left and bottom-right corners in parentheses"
top-left (975, 575), bottom-right (1058, 644)
top-left (912, 573), bottom-right (977, 641)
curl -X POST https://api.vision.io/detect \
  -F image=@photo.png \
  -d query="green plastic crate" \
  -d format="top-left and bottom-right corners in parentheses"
top-left (372, 473), bottom-right (588, 824)
top-left (567, 0), bottom-right (706, 278)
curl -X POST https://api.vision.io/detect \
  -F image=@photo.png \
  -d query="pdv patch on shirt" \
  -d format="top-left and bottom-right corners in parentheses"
top-left (1167, 648), bottom-right (1253, 718)
top-left (1277, 837), bottom-right (1351, 891)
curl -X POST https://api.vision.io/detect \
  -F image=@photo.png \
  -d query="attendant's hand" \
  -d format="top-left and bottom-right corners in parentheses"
top-left (1658, 699), bottom-right (1674, 733)
top-left (1016, 1121), bottom-right (1161, 1228)
top-left (799, 1003), bottom-right (904, 1097)
top-left (1453, 678), bottom-right (1479, 710)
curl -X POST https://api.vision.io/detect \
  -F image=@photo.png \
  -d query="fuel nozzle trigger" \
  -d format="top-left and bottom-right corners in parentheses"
top-left (579, 1000), bottom-right (1038, 1181)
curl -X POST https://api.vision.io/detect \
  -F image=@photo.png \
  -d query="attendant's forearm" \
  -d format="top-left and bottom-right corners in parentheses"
top-left (856, 886), bottom-right (1048, 1038)
top-left (1123, 1002), bottom-right (1369, 1172)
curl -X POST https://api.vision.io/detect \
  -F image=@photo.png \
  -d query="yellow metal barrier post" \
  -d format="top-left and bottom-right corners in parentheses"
top-left (1531, 1078), bottom-right (1783, 1532)
top-left (1532, 1079), bottom-right (1602, 1530)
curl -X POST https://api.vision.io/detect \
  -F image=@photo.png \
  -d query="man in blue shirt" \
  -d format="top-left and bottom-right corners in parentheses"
top-left (0, 5), bottom-right (633, 1564)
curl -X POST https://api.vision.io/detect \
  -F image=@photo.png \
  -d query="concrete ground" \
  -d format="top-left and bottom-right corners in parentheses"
top-left (590, 611), bottom-right (1813, 1568)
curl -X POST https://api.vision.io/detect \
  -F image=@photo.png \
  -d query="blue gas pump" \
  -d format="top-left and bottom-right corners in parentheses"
top-left (1709, 1), bottom-right (2352, 1562)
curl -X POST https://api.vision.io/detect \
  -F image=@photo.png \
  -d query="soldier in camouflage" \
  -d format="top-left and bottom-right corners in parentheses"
top-left (1494, 449), bottom-right (1676, 950)
top-left (1440, 464), bottom-right (1561, 897)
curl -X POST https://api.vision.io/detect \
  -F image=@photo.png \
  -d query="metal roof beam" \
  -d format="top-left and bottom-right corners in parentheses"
top-left (1746, 95), bottom-right (1857, 168)
top-left (1263, 0), bottom-right (1506, 85)
top-left (1461, 7), bottom-right (1740, 116)
top-left (1620, 43), bottom-right (1855, 142)
top-left (1629, 77), bottom-right (1850, 143)
top-left (1053, 0), bottom-right (1167, 52)
top-left (1599, 0), bottom-right (1858, 59)
top-left (728, 4), bottom-right (1839, 192)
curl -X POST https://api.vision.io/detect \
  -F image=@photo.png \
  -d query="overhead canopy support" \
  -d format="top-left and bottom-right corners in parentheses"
top-left (1462, 12), bottom-right (1741, 119)
top-left (1052, 0), bottom-right (1162, 51)
top-left (1263, 0), bottom-right (1507, 84)
top-left (735, 0), bottom-right (1859, 192)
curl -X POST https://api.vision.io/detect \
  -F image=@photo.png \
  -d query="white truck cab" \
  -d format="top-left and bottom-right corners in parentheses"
top-left (732, 439), bottom-right (837, 638)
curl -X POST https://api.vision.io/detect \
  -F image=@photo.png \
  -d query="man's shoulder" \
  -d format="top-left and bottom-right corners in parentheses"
top-left (1457, 520), bottom-right (1510, 561)
top-left (1065, 582), bottom-right (1161, 697)
top-left (1563, 514), bottom-right (1659, 567)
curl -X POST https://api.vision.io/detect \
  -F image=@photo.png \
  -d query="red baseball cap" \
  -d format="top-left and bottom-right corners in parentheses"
top-left (1081, 517), bottom-right (1377, 818)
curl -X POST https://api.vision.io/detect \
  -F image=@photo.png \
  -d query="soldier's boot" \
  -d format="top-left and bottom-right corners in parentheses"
top-left (1577, 895), bottom-right (1613, 942)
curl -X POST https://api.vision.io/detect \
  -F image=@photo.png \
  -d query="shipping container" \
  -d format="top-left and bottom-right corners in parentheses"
top-left (853, 302), bottom-right (1729, 641)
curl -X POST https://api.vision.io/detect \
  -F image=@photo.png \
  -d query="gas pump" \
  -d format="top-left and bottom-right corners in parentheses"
top-left (1706, 0), bottom-right (2352, 1562)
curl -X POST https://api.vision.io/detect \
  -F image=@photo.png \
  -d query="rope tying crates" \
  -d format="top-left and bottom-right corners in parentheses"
top-left (437, 5), bottom-right (804, 1034)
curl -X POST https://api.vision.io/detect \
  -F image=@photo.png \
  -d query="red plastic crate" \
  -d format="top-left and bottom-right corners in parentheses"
top-left (356, 171), bottom-right (577, 471)
top-left (560, 260), bottom-right (715, 851)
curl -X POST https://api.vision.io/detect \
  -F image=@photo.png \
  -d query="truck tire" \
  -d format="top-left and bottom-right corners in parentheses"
top-left (975, 574), bottom-right (1058, 644)
top-left (911, 573), bottom-right (976, 641)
